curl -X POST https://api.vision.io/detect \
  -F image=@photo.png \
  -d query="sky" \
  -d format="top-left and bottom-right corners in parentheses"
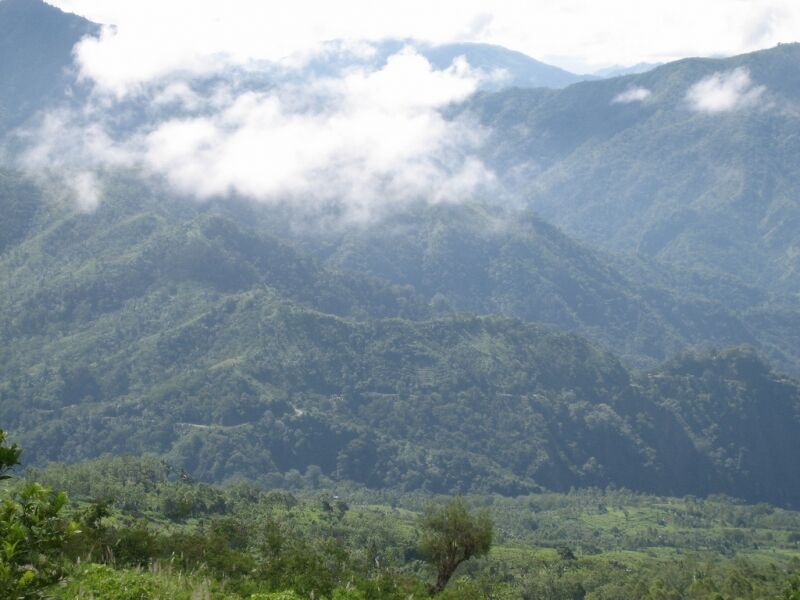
top-left (48, 0), bottom-right (800, 80)
top-left (25, 0), bottom-right (800, 216)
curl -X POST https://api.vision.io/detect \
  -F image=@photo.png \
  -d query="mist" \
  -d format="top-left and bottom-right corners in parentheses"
top-left (16, 44), bottom-right (497, 219)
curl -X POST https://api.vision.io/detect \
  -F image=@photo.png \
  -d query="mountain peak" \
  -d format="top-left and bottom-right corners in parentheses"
top-left (418, 41), bottom-right (590, 89)
top-left (0, 0), bottom-right (86, 21)
top-left (0, 0), bottom-right (99, 130)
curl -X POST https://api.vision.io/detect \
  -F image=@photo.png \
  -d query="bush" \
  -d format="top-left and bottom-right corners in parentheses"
top-left (0, 483), bottom-right (76, 597)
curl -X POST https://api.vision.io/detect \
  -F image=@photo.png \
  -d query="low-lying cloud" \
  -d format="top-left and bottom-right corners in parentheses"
top-left (612, 86), bottom-right (652, 104)
top-left (685, 67), bottom-right (766, 113)
top-left (16, 46), bottom-right (496, 219)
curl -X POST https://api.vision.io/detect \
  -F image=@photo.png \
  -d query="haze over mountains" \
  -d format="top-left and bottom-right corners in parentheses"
top-left (470, 43), bottom-right (800, 291)
top-left (2, 0), bottom-right (800, 508)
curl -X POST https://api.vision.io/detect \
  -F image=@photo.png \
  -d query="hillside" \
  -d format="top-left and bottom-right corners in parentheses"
top-left (290, 202), bottom-right (800, 371)
top-left (1, 0), bottom-right (800, 511)
top-left (0, 176), bottom-right (798, 505)
top-left (468, 43), bottom-right (800, 294)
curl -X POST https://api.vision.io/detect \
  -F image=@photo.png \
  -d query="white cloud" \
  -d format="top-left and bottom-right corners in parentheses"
top-left (49, 0), bottom-right (800, 82)
top-left (151, 82), bottom-right (205, 111)
top-left (685, 67), bottom-right (766, 113)
top-left (612, 86), bottom-right (652, 104)
top-left (13, 108), bottom-right (130, 212)
top-left (20, 1), bottom-right (796, 214)
top-left (69, 171), bottom-right (102, 211)
top-left (16, 48), bottom-right (495, 219)
top-left (744, 4), bottom-right (790, 47)
top-left (138, 50), bottom-right (490, 215)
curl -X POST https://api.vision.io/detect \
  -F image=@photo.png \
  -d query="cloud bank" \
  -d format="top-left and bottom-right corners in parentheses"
top-left (685, 67), bottom-right (766, 113)
top-left (140, 51), bottom-right (492, 216)
top-left (612, 86), bottom-right (652, 104)
top-left (18, 46), bottom-right (495, 218)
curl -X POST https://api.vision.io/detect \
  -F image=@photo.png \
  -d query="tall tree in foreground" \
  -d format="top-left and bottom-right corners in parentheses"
top-left (419, 497), bottom-right (493, 595)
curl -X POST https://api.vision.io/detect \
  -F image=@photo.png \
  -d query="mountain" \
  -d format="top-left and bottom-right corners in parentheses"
top-left (418, 42), bottom-right (590, 89)
top-left (2, 3), bottom-right (800, 509)
top-left (0, 0), bottom-right (97, 131)
top-left (290, 39), bottom-right (590, 91)
top-left (593, 62), bottom-right (661, 78)
top-left (0, 174), bottom-right (798, 506)
top-left (468, 43), bottom-right (800, 296)
top-left (263, 202), bottom-right (800, 374)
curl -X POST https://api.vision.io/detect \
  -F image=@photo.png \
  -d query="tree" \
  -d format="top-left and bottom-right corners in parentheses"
top-left (0, 430), bottom-right (21, 479)
top-left (418, 497), bottom-right (493, 595)
top-left (0, 429), bottom-right (76, 598)
top-left (782, 574), bottom-right (800, 600)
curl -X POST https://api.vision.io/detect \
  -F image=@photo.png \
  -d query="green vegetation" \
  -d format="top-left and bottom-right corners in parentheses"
top-left (0, 174), bottom-right (798, 506)
top-left (420, 497), bottom-right (493, 593)
top-left (468, 43), bottom-right (800, 299)
top-left (0, 430), bottom-right (76, 598)
top-left (0, 430), bottom-right (21, 478)
top-left (1, 446), bottom-right (799, 598)
top-left (3, 4), bottom-right (800, 596)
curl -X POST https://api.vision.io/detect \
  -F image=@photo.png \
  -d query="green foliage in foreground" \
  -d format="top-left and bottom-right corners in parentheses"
top-left (0, 432), bottom-right (76, 599)
top-left (2, 451), bottom-right (797, 599)
top-left (0, 429), bottom-right (21, 480)
top-left (0, 484), bottom-right (78, 597)
top-left (420, 497), bottom-right (493, 594)
top-left (3, 430), bottom-right (800, 598)
top-left (50, 563), bottom-right (211, 600)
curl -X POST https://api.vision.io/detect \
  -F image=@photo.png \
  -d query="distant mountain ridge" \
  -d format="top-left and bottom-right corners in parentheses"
top-left (593, 62), bottom-right (661, 78)
top-left (0, 0), bottom-right (97, 131)
top-left (288, 38), bottom-right (592, 90)
top-left (468, 42), bottom-right (800, 295)
top-left (414, 41), bottom-right (591, 89)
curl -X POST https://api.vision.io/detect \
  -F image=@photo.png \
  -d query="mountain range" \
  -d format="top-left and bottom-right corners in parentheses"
top-left (1, 0), bottom-right (800, 507)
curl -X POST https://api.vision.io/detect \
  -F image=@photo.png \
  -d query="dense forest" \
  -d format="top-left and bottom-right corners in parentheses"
top-left (2, 0), bottom-right (800, 597)
top-left (2, 176), bottom-right (799, 507)
top-left (4, 434), bottom-right (800, 598)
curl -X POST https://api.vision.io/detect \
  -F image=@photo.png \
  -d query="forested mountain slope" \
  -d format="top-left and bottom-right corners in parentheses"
top-left (299, 203), bottom-right (800, 371)
top-left (469, 43), bottom-right (800, 294)
top-left (1, 175), bottom-right (799, 506)
top-left (1, 0), bottom-right (800, 511)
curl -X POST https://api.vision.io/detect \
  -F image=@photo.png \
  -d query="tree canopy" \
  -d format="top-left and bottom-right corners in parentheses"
top-left (419, 497), bottom-right (493, 594)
